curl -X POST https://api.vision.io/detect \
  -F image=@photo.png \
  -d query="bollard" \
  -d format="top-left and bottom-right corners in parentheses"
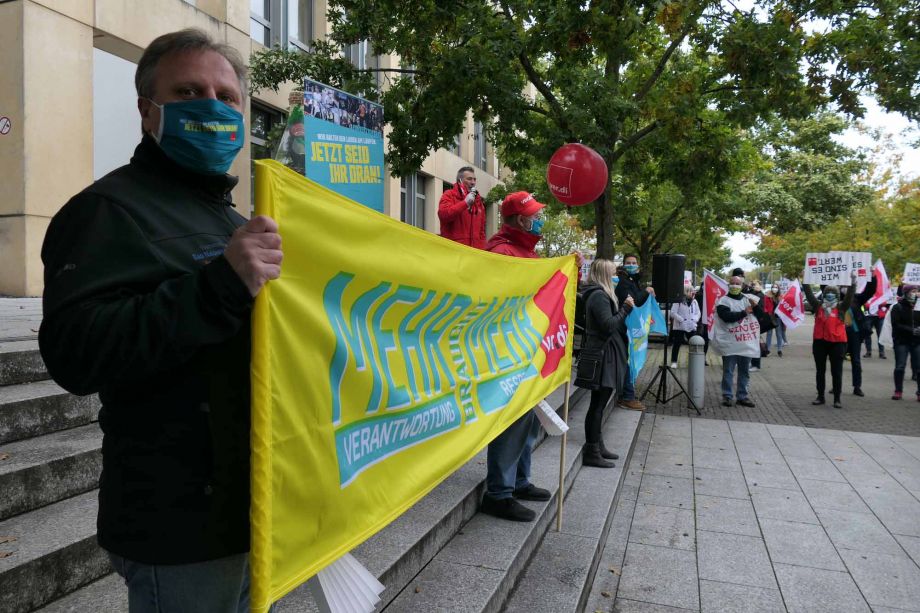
top-left (687, 335), bottom-right (706, 409)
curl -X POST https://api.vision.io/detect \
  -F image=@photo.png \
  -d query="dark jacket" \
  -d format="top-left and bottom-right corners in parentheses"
top-left (485, 224), bottom-right (541, 258)
top-left (438, 182), bottom-right (487, 249)
top-left (39, 136), bottom-right (254, 564)
top-left (582, 285), bottom-right (633, 392)
top-left (615, 271), bottom-right (650, 307)
top-left (890, 301), bottom-right (920, 345)
top-left (847, 277), bottom-right (877, 330)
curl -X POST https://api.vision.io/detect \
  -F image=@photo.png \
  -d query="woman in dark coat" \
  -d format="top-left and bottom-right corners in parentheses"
top-left (581, 258), bottom-right (635, 467)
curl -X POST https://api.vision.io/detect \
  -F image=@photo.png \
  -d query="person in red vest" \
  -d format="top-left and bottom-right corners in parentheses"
top-left (804, 274), bottom-right (856, 408)
top-left (438, 166), bottom-right (487, 249)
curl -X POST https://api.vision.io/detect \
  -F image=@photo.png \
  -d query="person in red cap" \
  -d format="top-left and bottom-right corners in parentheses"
top-left (438, 166), bottom-right (487, 249)
top-left (479, 190), bottom-right (551, 523)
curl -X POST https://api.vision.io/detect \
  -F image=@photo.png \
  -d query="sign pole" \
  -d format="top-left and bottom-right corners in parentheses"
top-left (556, 380), bottom-right (571, 531)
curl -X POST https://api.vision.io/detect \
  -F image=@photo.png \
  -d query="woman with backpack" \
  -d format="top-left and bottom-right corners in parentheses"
top-left (579, 258), bottom-right (635, 467)
top-left (803, 273), bottom-right (856, 408)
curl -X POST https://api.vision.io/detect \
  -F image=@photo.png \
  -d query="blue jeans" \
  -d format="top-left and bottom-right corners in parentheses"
top-left (893, 342), bottom-right (920, 394)
top-left (721, 355), bottom-right (751, 400)
top-left (766, 320), bottom-right (786, 351)
top-left (486, 411), bottom-right (540, 499)
top-left (620, 374), bottom-right (636, 400)
top-left (108, 551), bottom-right (271, 613)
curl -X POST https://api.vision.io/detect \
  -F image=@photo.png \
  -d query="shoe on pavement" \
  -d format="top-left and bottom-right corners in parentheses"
top-left (722, 397), bottom-right (733, 407)
top-left (737, 398), bottom-right (755, 408)
top-left (750, 366), bottom-right (760, 372)
top-left (812, 396), bottom-right (826, 405)
top-left (618, 399), bottom-right (646, 411)
top-left (854, 388), bottom-right (864, 397)
top-left (833, 400), bottom-right (843, 409)
top-left (481, 495), bottom-right (536, 522)
top-left (892, 391), bottom-right (902, 400)
top-left (777, 351), bottom-right (783, 357)
top-left (864, 352), bottom-right (871, 358)
top-left (670, 362), bottom-right (678, 369)
top-left (582, 443), bottom-right (616, 468)
top-left (880, 353), bottom-right (887, 359)
top-left (513, 483), bottom-right (551, 501)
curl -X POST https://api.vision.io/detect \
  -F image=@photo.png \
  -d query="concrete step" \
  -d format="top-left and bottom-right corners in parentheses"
top-left (0, 424), bottom-right (103, 521)
top-left (0, 380), bottom-right (99, 444)
top-left (34, 573), bottom-right (126, 613)
top-left (0, 343), bottom-right (47, 387)
top-left (33, 384), bottom-right (587, 613)
top-left (502, 409), bottom-right (642, 613)
top-left (0, 491), bottom-right (111, 613)
top-left (379, 392), bottom-right (623, 613)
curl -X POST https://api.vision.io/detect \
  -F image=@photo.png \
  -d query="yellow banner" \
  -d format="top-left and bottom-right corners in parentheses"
top-left (250, 160), bottom-right (576, 611)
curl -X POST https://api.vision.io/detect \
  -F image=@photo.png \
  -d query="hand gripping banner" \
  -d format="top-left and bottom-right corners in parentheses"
top-left (250, 160), bottom-right (577, 611)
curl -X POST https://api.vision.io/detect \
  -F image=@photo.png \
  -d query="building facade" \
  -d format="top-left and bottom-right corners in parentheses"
top-left (0, 0), bottom-right (502, 296)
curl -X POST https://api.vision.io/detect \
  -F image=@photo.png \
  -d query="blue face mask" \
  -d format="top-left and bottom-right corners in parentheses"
top-left (528, 217), bottom-right (544, 236)
top-left (624, 264), bottom-right (639, 275)
top-left (149, 98), bottom-right (245, 175)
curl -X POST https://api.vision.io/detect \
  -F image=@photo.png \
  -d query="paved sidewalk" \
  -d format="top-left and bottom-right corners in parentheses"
top-left (587, 413), bottom-right (920, 613)
top-left (638, 321), bottom-right (920, 437)
top-left (0, 298), bottom-right (42, 345)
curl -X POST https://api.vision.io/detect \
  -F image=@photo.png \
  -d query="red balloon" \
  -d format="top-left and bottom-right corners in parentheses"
top-left (546, 143), bottom-right (608, 206)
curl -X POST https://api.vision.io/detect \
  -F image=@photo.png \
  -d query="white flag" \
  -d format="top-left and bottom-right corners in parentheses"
top-left (776, 280), bottom-right (806, 330)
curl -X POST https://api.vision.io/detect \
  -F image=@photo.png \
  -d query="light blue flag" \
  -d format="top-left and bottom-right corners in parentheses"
top-left (626, 299), bottom-right (668, 382)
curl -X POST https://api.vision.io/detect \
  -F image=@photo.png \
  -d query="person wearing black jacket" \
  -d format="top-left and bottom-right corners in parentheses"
top-left (582, 259), bottom-right (635, 467)
top-left (890, 285), bottom-right (920, 400)
top-left (614, 255), bottom-right (655, 410)
top-left (845, 273), bottom-right (878, 397)
top-left (39, 30), bottom-right (282, 610)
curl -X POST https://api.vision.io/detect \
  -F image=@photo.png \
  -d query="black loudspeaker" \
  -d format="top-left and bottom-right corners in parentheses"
top-left (651, 253), bottom-right (686, 304)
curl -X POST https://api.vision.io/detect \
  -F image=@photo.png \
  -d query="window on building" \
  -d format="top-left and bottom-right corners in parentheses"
top-left (250, 103), bottom-right (285, 211)
top-left (251, 1), bottom-right (314, 50)
top-left (288, 0), bottom-right (312, 52)
top-left (473, 121), bottom-right (488, 172)
top-left (449, 132), bottom-right (461, 156)
top-left (401, 173), bottom-right (427, 229)
top-left (250, 0), bottom-right (274, 47)
top-left (93, 48), bottom-right (138, 180)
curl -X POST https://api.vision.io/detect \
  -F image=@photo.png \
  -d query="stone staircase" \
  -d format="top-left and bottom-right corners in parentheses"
top-left (0, 341), bottom-right (642, 612)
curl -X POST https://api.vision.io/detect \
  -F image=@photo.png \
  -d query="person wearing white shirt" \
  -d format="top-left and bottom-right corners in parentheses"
top-left (669, 287), bottom-right (701, 368)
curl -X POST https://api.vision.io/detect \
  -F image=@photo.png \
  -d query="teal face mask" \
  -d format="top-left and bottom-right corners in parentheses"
top-left (624, 264), bottom-right (639, 275)
top-left (149, 98), bottom-right (245, 175)
top-left (528, 217), bottom-right (544, 236)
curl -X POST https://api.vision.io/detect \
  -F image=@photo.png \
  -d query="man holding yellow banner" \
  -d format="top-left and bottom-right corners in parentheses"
top-left (40, 29), bottom-right (282, 612)
top-left (480, 191), bottom-right (554, 522)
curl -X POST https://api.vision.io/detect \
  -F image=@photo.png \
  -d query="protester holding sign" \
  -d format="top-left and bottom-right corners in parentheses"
top-left (580, 259), bottom-right (635, 467)
top-left (615, 255), bottom-right (655, 410)
top-left (711, 275), bottom-right (763, 407)
top-left (889, 285), bottom-right (920, 401)
top-left (804, 275), bottom-right (856, 408)
top-left (764, 285), bottom-right (786, 357)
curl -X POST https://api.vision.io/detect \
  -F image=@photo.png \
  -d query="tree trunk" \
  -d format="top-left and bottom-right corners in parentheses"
top-left (595, 185), bottom-right (615, 259)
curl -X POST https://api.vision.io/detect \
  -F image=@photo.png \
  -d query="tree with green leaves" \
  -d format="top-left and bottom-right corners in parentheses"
top-left (251, 0), bottom-right (917, 259)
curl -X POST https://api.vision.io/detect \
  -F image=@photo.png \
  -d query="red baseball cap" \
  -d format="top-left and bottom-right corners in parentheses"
top-left (501, 191), bottom-right (546, 217)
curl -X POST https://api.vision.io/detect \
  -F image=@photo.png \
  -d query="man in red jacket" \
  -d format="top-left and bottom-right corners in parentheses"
top-left (480, 191), bottom-right (551, 522)
top-left (438, 166), bottom-right (487, 249)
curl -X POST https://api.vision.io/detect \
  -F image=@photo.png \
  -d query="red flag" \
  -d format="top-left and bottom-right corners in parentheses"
top-left (703, 270), bottom-right (728, 333)
top-left (864, 259), bottom-right (891, 315)
top-left (776, 280), bottom-right (806, 329)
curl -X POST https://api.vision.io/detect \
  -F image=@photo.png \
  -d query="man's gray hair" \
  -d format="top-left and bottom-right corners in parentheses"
top-left (135, 29), bottom-right (248, 101)
top-left (456, 166), bottom-right (475, 182)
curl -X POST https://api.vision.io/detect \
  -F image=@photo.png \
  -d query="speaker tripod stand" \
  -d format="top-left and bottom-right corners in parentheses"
top-left (640, 302), bottom-right (702, 415)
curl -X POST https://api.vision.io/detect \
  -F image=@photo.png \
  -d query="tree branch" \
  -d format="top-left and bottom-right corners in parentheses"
top-left (611, 120), bottom-right (660, 162)
top-left (525, 104), bottom-right (552, 117)
top-left (634, 9), bottom-right (701, 104)
top-left (650, 207), bottom-right (685, 246)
